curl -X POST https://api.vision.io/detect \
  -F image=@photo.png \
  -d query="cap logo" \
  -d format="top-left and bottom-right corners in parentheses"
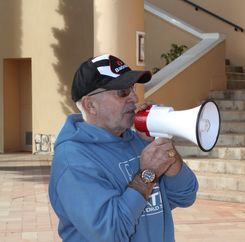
top-left (114, 64), bottom-right (128, 73)
top-left (92, 54), bottom-right (130, 78)
top-left (110, 56), bottom-right (129, 74)
top-left (116, 60), bottom-right (123, 66)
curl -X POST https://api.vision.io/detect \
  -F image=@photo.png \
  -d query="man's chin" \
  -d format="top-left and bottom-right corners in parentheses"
top-left (122, 113), bottom-right (135, 128)
top-left (127, 118), bottom-right (134, 129)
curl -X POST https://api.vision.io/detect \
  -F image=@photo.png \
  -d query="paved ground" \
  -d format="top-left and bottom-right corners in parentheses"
top-left (0, 164), bottom-right (245, 242)
top-left (173, 200), bottom-right (245, 242)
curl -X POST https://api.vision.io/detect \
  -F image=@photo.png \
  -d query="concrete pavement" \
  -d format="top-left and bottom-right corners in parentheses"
top-left (0, 157), bottom-right (245, 242)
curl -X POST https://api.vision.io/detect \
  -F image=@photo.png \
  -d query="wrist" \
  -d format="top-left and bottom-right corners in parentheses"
top-left (128, 172), bottom-right (155, 200)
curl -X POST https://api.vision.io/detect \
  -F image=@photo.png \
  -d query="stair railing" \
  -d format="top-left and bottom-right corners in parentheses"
top-left (183, 0), bottom-right (243, 32)
top-left (144, 1), bottom-right (225, 97)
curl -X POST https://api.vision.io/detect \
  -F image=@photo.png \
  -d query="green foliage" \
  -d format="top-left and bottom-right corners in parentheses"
top-left (152, 43), bottom-right (188, 74)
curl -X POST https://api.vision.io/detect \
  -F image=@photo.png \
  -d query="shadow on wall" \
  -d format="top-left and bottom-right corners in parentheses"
top-left (51, 0), bottom-right (94, 115)
top-left (0, 0), bottom-right (22, 153)
top-left (0, 0), bottom-right (22, 56)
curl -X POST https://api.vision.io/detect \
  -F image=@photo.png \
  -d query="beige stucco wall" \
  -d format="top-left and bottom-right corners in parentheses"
top-left (147, 0), bottom-right (245, 68)
top-left (0, 0), bottom-right (232, 153)
top-left (0, 0), bottom-right (93, 153)
top-left (19, 59), bottom-right (32, 151)
top-left (146, 42), bottom-right (227, 110)
top-left (0, 0), bottom-right (22, 152)
top-left (3, 60), bottom-right (21, 152)
top-left (0, 62), bottom-right (3, 152)
top-left (0, 0), bottom-right (147, 153)
top-left (4, 59), bottom-right (32, 152)
top-left (144, 10), bottom-right (200, 73)
top-left (23, 0), bottom-right (93, 136)
top-left (94, 0), bottom-right (146, 103)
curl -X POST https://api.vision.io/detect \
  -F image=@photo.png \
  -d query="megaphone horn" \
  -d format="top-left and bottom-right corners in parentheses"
top-left (134, 100), bottom-right (221, 152)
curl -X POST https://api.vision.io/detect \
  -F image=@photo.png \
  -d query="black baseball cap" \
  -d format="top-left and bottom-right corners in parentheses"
top-left (71, 54), bottom-right (152, 102)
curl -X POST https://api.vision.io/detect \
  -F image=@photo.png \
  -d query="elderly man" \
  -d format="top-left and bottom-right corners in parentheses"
top-left (49, 54), bottom-right (198, 242)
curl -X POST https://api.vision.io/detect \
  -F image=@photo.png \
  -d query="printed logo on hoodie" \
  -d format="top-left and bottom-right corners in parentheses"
top-left (119, 156), bottom-right (163, 216)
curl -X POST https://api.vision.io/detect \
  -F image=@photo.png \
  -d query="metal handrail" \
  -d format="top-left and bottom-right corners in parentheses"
top-left (183, 0), bottom-right (244, 32)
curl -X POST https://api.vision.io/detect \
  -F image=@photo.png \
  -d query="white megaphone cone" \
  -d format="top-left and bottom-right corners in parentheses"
top-left (134, 100), bottom-right (221, 152)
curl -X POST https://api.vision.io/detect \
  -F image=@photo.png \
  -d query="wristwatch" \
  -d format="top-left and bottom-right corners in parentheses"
top-left (140, 169), bottom-right (156, 184)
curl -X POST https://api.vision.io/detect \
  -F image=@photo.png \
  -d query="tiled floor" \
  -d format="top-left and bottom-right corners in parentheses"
top-left (0, 165), bottom-right (245, 242)
top-left (0, 166), bottom-right (60, 242)
top-left (173, 199), bottom-right (245, 242)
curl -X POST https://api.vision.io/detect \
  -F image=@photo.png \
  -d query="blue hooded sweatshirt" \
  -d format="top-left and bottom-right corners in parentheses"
top-left (49, 114), bottom-right (198, 242)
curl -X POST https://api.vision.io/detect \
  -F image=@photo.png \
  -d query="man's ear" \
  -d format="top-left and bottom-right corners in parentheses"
top-left (81, 96), bottom-right (97, 115)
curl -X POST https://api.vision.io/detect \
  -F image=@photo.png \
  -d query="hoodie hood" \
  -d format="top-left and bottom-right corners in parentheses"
top-left (55, 113), bottom-right (134, 148)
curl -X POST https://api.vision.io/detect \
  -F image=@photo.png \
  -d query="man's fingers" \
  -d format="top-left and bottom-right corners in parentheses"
top-left (154, 137), bottom-right (171, 146)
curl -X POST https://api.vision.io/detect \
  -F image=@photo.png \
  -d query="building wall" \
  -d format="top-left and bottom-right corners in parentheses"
top-left (0, 0), bottom-right (234, 153)
top-left (3, 60), bottom-right (21, 152)
top-left (146, 42), bottom-right (227, 110)
top-left (0, 0), bottom-right (146, 153)
top-left (94, 0), bottom-right (146, 103)
top-left (19, 59), bottom-right (32, 151)
top-left (0, 0), bottom-right (22, 152)
top-left (4, 59), bottom-right (32, 152)
top-left (144, 10), bottom-right (200, 74)
top-left (147, 0), bottom-right (245, 68)
top-left (0, 0), bottom-right (93, 153)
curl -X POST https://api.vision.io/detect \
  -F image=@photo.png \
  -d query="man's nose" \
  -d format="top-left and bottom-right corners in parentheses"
top-left (128, 87), bottom-right (139, 103)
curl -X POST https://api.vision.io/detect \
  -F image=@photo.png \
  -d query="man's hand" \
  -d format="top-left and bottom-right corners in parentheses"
top-left (140, 138), bottom-right (182, 178)
top-left (129, 137), bottom-right (183, 200)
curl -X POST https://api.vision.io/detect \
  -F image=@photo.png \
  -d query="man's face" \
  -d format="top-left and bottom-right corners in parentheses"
top-left (90, 87), bottom-right (139, 136)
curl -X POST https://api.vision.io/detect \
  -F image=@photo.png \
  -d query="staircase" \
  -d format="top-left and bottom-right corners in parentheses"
top-left (175, 60), bottom-right (245, 203)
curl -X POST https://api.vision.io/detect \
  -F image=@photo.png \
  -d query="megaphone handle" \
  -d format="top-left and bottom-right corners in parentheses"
top-left (153, 133), bottom-right (173, 139)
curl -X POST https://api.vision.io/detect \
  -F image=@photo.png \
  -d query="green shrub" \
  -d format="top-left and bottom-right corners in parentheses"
top-left (152, 43), bottom-right (188, 74)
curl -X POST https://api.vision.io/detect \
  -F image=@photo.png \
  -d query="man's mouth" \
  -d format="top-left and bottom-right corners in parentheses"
top-left (124, 107), bottom-right (136, 114)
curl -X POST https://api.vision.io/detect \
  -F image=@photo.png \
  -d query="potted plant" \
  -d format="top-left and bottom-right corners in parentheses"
top-left (153, 43), bottom-right (188, 74)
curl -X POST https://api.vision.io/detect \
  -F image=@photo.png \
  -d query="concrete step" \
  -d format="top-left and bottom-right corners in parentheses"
top-left (175, 132), bottom-right (245, 147)
top-left (217, 133), bottom-right (245, 146)
top-left (226, 66), bottom-right (243, 73)
top-left (0, 153), bottom-right (52, 167)
top-left (220, 121), bottom-right (245, 133)
top-left (209, 89), bottom-right (245, 100)
top-left (176, 145), bottom-right (245, 160)
top-left (215, 99), bottom-right (245, 110)
top-left (185, 156), bottom-right (245, 204)
top-left (197, 189), bottom-right (245, 203)
top-left (195, 171), bottom-right (245, 192)
top-left (220, 110), bottom-right (245, 121)
top-left (227, 80), bottom-right (245, 89)
top-left (226, 72), bottom-right (245, 80)
top-left (226, 65), bottom-right (244, 73)
top-left (185, 158), bottom-right (245, 175)
top-left (196, 64), bottom-right (245, 203)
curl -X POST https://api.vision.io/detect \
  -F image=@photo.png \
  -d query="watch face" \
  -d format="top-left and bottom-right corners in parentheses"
top-left (141, 169), bottom-right (156, 183)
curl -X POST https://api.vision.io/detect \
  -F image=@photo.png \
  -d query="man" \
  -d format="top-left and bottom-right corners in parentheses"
top-left (49, 54), bottom-right (198, 242)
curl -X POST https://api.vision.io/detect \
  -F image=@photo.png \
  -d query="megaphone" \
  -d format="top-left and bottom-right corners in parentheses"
top-left (134, 100), bottom-right (221, 152)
